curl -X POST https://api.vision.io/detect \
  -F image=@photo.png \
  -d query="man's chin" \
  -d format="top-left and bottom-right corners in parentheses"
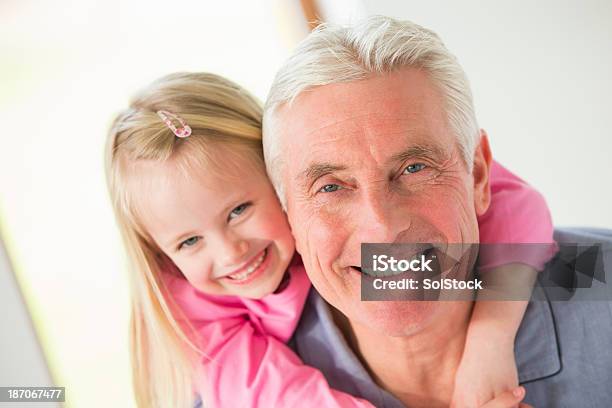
top-left (341, 299), bottom-right (442, 337)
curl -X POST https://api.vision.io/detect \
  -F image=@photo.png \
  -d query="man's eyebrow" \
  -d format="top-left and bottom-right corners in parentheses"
top-left (297, 145), bottom-right (446, 187)
top-left (299, 163), bottom-right (347, 186)
top-left (390, 144), bottom-right (447, 163)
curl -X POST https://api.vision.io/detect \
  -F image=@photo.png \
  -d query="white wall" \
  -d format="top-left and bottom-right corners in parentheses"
top-left (321, 0), bottom-right (612, 229)
top-left (0, 238), bottom-right (55, 395)
top-left (0, 0), bottom-right (305, 406)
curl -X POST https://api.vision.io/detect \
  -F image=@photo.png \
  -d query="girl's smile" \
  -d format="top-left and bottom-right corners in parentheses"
top-left (221, 246), bottom-right (270, 284)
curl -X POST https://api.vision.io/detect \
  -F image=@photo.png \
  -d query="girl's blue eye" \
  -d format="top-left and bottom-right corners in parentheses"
top-left (179, 236), bottom-right (200, 250)
top-left (319, 184), bottom-right (342, 193)
top-left (229, 202), bottom-right (251, 220)
top-left (403, 163), bottom-right (426, 174)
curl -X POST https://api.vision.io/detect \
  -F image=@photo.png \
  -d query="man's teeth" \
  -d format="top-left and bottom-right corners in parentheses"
top-left (227, 250), bottom-right (266, 281)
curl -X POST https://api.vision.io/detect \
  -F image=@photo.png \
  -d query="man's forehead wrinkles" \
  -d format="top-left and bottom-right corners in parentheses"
top-left (299, 111), bottom-right (379, 139)
top-left (299, 126), bottom-right (430, 155)
top-left (296, 99), bottom-right (422, 129)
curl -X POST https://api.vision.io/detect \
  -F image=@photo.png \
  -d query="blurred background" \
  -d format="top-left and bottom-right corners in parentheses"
top-left (0, 0), bottom-right (610, 406)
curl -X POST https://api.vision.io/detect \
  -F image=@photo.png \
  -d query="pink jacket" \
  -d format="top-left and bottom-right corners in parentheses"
top-left (164, 256), bottom-right (373, 407)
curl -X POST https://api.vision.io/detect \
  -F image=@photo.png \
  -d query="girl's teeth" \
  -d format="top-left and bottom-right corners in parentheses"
top-left (228, 250), bottom-right (266, 281)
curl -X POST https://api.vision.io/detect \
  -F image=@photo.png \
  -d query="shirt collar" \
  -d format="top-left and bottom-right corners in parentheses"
top-left (294, 284), bottom-right (562, 405)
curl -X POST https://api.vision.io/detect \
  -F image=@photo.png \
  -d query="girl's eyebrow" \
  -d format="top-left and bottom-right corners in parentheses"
top-left (163, 190), bottom-right (254, 249)
top-left (166, 231), bottom-right (198, 249)
top-left (218, 192), bottom-right (252, 219)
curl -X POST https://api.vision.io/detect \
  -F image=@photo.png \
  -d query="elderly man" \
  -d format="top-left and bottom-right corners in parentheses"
top-left (262, 16), bottom-right (612, 407)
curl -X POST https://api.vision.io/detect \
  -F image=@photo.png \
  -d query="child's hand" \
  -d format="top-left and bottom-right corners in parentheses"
top-left (480, 387), bottom-right (532, 408)
top-left (451, 335), bottom-right (519, 408)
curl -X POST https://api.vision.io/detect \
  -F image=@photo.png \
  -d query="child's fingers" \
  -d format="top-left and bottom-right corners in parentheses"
top-left (479, 387), bottom-right (525, 408)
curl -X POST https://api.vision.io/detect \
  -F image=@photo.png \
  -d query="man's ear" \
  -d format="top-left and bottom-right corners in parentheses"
top-left (284, 201), bottom-right (304, 256)
top-left (472, 129), bottom-right (493, 216)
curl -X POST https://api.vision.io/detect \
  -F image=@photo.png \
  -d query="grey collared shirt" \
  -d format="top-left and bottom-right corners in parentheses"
top-left (290, 228), bottom-right (612, 407)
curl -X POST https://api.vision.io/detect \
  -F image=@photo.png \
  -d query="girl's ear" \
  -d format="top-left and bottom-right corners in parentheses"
top-left (472, 129), bottom-right (493, 216)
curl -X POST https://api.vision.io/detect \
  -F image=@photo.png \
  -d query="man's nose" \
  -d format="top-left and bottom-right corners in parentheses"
top-left (215, 231), bottom-right (249, 267)
top-left (353, 189), bottom-right (409, 244)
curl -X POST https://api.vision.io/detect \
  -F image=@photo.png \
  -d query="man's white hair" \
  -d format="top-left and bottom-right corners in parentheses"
top-left (263, 15), bottom-right (479, 207)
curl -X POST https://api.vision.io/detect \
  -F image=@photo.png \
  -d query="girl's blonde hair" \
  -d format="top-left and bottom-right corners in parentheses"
top-left (104, 72), bottom-right (264, 407)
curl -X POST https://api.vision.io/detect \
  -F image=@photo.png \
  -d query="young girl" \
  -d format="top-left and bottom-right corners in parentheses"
top-left (105, 72), bottom-right (554, 407)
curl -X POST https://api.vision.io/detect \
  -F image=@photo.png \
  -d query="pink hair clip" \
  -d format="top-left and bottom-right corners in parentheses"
top-left (157, 110), bottom-right (192, 138)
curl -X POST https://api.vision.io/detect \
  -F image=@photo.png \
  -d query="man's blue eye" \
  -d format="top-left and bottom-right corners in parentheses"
top-left (229, 202), bottom-right (251, 220)
top-left (403, 163), bottom-right (426, 174)
top-left (180, 236), bottom-right (200, 249)
top-left (319, 184), bottom-right (341, 193)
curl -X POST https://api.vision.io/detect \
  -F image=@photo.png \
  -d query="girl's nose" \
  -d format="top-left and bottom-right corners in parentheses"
top-left (217, 234), bottom-right (250, 267)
